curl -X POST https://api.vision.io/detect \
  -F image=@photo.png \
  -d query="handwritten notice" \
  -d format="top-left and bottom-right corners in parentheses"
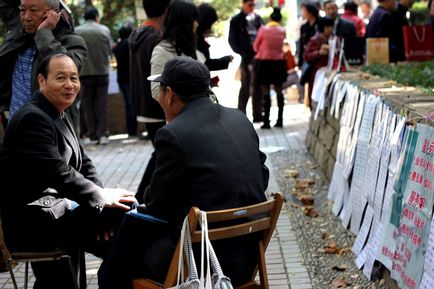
top-left (363, 222), bottom-right (384, 279)
top-left (419, 272), bottom-right (434, 289)
top-left (340, 89), bottom-right (366, 228)
top-left (376, 118), bottom-right (407, 270)
top-left (352, 205), bottom-right (374, 255)
top-left (349, 95), bottom-right (380, 234)
top-left (390, 124), bottom-right (434, 289)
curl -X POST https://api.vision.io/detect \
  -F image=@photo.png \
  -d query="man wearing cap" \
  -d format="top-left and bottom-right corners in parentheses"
top-left (98, 57), bottom-right (269, 289)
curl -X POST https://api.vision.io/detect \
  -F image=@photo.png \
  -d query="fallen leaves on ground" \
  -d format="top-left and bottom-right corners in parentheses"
top-left (285, 169), bottom-right (299, 178)
top-left (294, 178), bottom-right (316, 190)
top-left (303, 206), bottom-right (319, 217)
top-left (332, 264), bottom-right (349, 271)
top-left (297, 194), bottom-right (315, 206)
top-left (317, 241), bottom-right (352, 255)
top-left (330, 279), bottom-right (350, 289)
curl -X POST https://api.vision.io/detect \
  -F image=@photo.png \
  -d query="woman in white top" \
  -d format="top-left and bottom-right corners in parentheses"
top-left (151, 0), bottom-right (205, 100)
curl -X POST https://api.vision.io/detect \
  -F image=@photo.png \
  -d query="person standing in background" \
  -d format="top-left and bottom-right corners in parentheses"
top-left (323, 0), bottom-right (357, 62)
top-left (75, 7), bottom-right (112, 145)
top-left (342, 1), bottom-right (366, 37)
top-left (229, 0), bottom-right (264, 122)
top-left (0, 0), bottom-right (86, 131)
top-left (129, 0), bottom-right (169, 144)
top-left (303, 16), bottom-right (335, 109)
top-left (253, 7), bottom-right (286, 129)
top-left (393, 0), bottom-right (414, 62)
top-left (366, 0), bottom-right (399, 62)
top-left (297, 2), bottom-right (319, 69)
top-left (197, 3), bottom-right (233, 72)
top-left (360, 1), bottom-right (373, 24)
top-left (113, 22), bottom-right (136, 136)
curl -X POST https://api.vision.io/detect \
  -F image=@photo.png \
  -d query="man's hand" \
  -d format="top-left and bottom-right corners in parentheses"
top-left (102, 188), bottom-right (137, 210)
top-left (37, 9), bottom-right (61, 31)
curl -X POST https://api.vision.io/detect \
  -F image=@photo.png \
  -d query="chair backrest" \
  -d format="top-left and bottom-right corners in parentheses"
top-left (163, 192), bottom-right (284, 289)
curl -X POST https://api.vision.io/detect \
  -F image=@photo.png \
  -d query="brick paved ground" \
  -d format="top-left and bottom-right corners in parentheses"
top-left (0, 102), bottom-right (315, 289)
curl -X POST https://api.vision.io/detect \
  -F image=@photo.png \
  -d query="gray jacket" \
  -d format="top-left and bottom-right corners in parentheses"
top-left (75, 20), bottom-right (112, 77)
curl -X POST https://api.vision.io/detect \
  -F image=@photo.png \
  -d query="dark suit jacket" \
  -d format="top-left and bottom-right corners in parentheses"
top-left (0, 91), bottom-right (105, 250)
top-left (98, 96), bottom-right (269, 289)
top-left (228, 11), bottom-right (263, 60)
top-left (335, 18), bottom-right (357, 61)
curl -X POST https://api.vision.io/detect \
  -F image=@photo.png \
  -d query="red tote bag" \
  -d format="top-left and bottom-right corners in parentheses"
top-left (403, 25), bottom-right (434, 62)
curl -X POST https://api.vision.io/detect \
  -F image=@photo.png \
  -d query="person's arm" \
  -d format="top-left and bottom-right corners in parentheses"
top-left (143, 127), bottom-right (186, 220)
top-left (228, 17), bottom-right (243, 55)
top-left (253, 27), bottom-right (263, 53)
top-left (303, 37), bottom-right (323, 63)
top-left (34, 19), bottom-right (87, 71)
top-left (150, 44), bottom-right (167, 101)
top-left (205, 55), bottom-right (232, 71)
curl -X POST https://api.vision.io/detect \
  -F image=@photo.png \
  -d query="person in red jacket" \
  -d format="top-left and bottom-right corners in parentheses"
top-left (342, 1), bottom-right (366, 37)
top-left (253, 7), bottom-right (286, 128)
top-left (303, 16), bottom-right (334, 109)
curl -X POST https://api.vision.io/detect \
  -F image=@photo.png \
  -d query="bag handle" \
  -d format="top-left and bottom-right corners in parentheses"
top-left (175, 216), bottom-right (199, 287)
top-left (199, 211), bottom-right (212, 289)
top-left (412, 26), bottom-right (426, 43)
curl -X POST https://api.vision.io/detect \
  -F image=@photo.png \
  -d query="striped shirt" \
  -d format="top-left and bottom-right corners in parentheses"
top-left (10, 44), bottom-right (36, 117)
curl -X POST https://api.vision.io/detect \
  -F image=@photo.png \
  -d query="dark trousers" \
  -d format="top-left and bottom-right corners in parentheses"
top-left (238, 58), bottom-right (262, 121)
top-left (118, 83), bottom-right (137, 136)
top-left (2, 205), bottom-right (126, 289)
top-left (80, 76), bottom-right (109, 140)
top-left (98, 213), bottom-right (175, 289)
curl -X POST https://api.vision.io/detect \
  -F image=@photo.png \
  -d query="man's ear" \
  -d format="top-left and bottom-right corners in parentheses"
top-left (166, 87), bottom-right (176, 104)
top-left (37, 74), bottom-right (45, 89)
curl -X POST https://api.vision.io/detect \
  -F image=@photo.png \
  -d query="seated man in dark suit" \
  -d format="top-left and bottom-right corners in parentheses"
top-left (98, 57), bottom-right (269, 289)
top-left (0, 53), bottom-right (136, 289)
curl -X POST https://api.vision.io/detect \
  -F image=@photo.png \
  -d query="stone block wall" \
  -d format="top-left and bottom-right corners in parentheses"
top-left (305, 102), bottom-right (341, 180)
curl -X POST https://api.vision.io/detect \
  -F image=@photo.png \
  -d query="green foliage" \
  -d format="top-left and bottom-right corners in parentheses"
top-left (69, 0), bottom-right (136, 41)
top-left (362, 61), bottom-right (434, 94)
top-left (208, 0), bottom-right (239, 37)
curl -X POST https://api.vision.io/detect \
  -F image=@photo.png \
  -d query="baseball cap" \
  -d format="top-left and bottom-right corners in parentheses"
top-left (148, 57), bottom-right (211, 101)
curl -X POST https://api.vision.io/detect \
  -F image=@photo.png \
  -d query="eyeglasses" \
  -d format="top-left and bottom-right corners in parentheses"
top-left (248, 2), bottom-right (256, 7)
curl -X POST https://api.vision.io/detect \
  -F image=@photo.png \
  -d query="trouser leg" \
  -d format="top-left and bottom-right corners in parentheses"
top-left (94, 76), bottom-right (109, 139)
top-left (237, 58), bottom-right (250, 114)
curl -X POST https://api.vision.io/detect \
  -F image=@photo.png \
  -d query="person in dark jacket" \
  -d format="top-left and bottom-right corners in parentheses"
top-left (98, 57), bottom-right (269, 289)
top-left (298, 2), bottom-right (319, 68)
top-left (229, 0), bottom-right (264, 122)
top-left (113, 22), bottom-right (136, 136)
top-left (324, 0), bottom-right (357, 61)
top-left (197, 3), bottom-right (233, 71)
top-left (129, 0), bottom-right (171, 201)
top-left (303, 16), bottom-right (334, 109)
top-left (392, 0), bottom-right (414, 62)
top-left (366, 0), bottom-right (399, 62)
top-left (0, 0), bottom-right (86, 131)
top-left (0, 53), bottom-right (136, 289)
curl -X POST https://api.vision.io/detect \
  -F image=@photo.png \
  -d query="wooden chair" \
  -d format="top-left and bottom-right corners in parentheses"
top-left (0, 218), bottom-right (80, 289)
top-left (133, 192), bottom-right (284, 289)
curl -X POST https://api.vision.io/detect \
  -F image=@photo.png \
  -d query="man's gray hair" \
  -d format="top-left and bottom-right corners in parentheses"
top-left (44, 0), bottom-right (59, 10)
